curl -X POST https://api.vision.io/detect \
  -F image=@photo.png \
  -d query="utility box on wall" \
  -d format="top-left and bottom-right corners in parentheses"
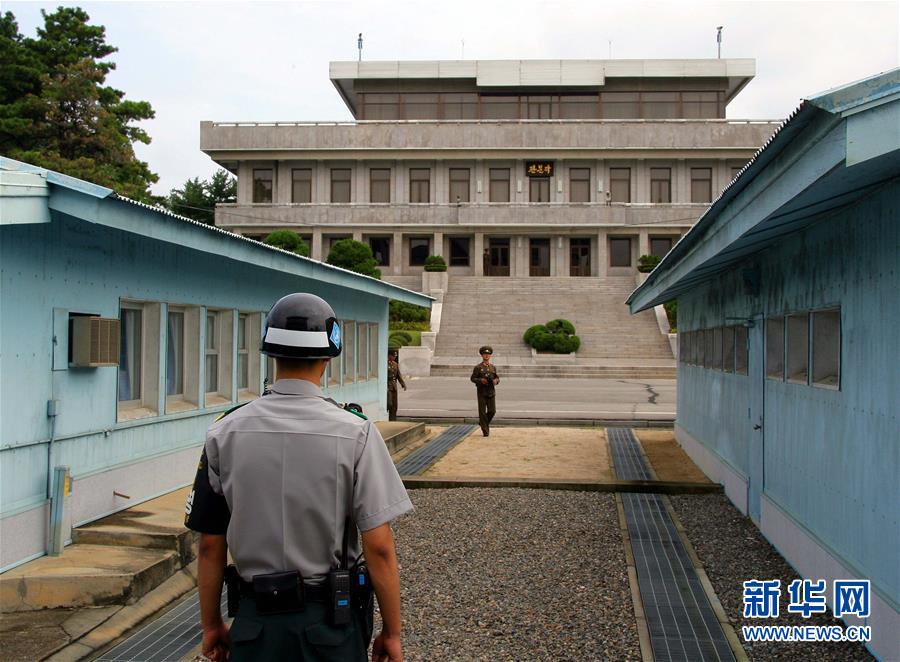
top-left (70, 316), bottom-right (120, 368)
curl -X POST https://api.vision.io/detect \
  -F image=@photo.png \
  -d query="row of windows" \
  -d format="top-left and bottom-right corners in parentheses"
top-left (679, 308), bottom-right (841, 391)
top-left (357, 91), bottom-right (724, 121)
top-left (117, 300), bottom-right (381, 422)
top-left (680, 325), bottom-right (750, 374)
top-left (766, 309), bottom-right (840, 389)
top-left (252, 165), bottom-right (739, 205)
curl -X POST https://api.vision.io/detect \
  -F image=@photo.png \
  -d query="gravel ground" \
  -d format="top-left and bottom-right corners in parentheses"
top-left (669, 494), bottom-right (874, 661)
top-left (379, 488), bottom-right (641, 661)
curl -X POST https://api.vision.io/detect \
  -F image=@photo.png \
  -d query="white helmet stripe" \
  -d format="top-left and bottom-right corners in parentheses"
top-left (264, 327), bottom-right (330, 348)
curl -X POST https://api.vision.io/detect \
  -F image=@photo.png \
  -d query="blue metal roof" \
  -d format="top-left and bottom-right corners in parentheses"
top-left (0, 156), bottom-right (432, 307)
top-left (627, 68), bottom-right (900, 312)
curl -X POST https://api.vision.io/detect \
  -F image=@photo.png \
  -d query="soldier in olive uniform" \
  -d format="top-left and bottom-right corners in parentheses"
top-left (386, 350), bottom-right (406, 421)
top-left (470, 346), bottom-right (500, 436)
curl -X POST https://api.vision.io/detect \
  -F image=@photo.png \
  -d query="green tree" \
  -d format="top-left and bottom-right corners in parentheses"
top-left (0, 7), bottom-right (159, 202)
top-left (264, 230), bottom-right (310, 257)
top-left (326, 239), bottom-right (381, 279)
top-left (167, 170), bottom-right (237, 224)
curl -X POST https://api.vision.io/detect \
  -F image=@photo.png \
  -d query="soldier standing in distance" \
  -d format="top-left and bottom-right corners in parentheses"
top-left (185, 293), bottom-right (410, 662)
top-left (470, 346), bottom-right (500, 436)
top-left (386, 350), bottom-right (406, 421)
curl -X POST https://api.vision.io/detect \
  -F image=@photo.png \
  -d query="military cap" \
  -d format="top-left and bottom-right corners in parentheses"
top-left (479, 346), bottom-right (493, 355)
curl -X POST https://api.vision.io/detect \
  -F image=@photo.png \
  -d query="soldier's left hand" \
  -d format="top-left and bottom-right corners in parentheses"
top-left (493, 378), bottom-right (499, 385)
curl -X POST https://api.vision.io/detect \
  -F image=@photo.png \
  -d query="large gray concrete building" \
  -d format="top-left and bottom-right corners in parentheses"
top-left (201, 58), bottom-right (778, 282)
top-left (200, 58), bottom-right (782, 375)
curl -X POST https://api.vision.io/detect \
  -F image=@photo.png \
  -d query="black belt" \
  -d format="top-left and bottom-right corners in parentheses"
top-left (238, 578), bottom-right (328, 602)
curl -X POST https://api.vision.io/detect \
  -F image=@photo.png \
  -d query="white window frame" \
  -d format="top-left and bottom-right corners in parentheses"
top-left (117, 300), bottom-right (162, 422)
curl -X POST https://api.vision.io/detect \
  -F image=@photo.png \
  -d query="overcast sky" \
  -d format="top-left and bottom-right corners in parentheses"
top-left (7, 1), bottom-right (899, 195)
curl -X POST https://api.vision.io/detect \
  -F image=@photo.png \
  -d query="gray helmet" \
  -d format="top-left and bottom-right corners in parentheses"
top-left (261, 293), bottom-right (342, 359)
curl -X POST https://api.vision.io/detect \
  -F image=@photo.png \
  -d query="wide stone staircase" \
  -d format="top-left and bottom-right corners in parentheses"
top-left (431, 276), bottom-right (675, 379)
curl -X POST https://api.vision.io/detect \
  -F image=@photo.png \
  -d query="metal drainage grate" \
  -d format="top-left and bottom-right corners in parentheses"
top-left (612, 428), bottom-right (734, 662)
top-left (96, 589), bottom-right (225, 661)
top-left (394, 424), bottom-right (477, 475)
top-left (608, 427), bottom-right (652, 480)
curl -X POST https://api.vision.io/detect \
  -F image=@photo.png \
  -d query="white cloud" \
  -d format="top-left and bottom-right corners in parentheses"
top-left (6, 0), bottom-right (898, 194)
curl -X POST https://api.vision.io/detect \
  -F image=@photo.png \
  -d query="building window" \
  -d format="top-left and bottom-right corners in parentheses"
top-left (409, 168), bottom-right (430, 203)
top-left (409, 238), bottom-right (430, 266)
top-left (292, 168), bottom-right (312, 203)
top-left (691, 168), bottom-right (713, 203)
top-left (730, 166), bottom-right (743, 181)
top-left (559, 94), bottom-right (598, 119)
top-left (609, 168), bottom-right (631, 203)
top-left (723, 326), bottom-right (735, 373)
top-left (368, 323), bottom-right (379, 380)
top-left (529, 178), bottom-right (550, 203)
top-left (683, 92), bottom-right (720, 119)
top-left (403, 93), bottom-right (439, 120)
top-left (331, 169), bottom-right (351, 203)
top-left (712, 327), bottom-right (723, 370)
top-left (489, 168), bottom-right (510, 202)
top-left (766, 317), bottom-right (785, 380)
top-left (786, 313), bottom-right (809, 384)
top-left (481, 95), bottom-right (519, 119)
top-left (237, 313), bottom-right (249, 391)
top-left (360, 93), bottom-right (399, 120)
top-left (253, 169), bottom-right (273, 203)
top-left (601, 92), bottom-right (639, 118)
top-left (370, 168), bottom-right (391, 203)
top-left (343, 321), bottom-right (356, 383)
top-left (705, 328), bottom-right (716, 369)
top-left (526, 95), bottom-right (553, 119)
top-left (695, 329), bottom-right (706, 367)
top-left (449, 168), bottom-right (470, 203)
top-left (650, 237), bottom-right (673, 258)
top-left (449, 237), bottom-right (470, 266)
top-left (811, 309), bottom-right (840, 389)
top-left (642, 92), bottom-right (680, 119)
top-left (735, 326), bottom-right (748, 375)
top-left (166, 310), bottom-right (185, 397)
top-left (610, 237), bottom-right (632, 267)
top-left (357, 323), bottom-right (368, 381)
top-left (369, 237), bottom-right (390, 266)
top-left (570, 168), bottom-right (590, 203)
top-left (205, 312), bottom-right (218, 395)
top-left (442, 93), bottom-right (478, 120)
top-left (650, 168), bottom-right (672, 203)
top-left (118, 307), bottom-right (143, 403)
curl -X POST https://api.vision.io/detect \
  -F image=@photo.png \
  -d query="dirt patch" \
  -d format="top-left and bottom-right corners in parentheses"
top-left (634, 429), bottom-right (710, 483)
top-left (424, 427), bottom-right (612, 480)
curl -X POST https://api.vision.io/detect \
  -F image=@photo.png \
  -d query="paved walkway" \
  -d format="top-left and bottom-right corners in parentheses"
top-left (398, 376), bottom-right (676, 421)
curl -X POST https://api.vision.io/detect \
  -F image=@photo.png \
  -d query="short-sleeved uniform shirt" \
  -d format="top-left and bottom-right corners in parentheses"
top-left (185, 378), bottom-right (412, 582)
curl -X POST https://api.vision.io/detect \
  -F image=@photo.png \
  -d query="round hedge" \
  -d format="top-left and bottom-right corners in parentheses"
top-left (424, 255), bottom-right (447, 272)
top-left (523, 318), bottom-right (580, 354)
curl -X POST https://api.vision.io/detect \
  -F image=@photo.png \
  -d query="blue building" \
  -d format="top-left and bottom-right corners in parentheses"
top-left (628, 70), bottom-right (899, 660)
top-left (0, 157), bottom-right (431, 571)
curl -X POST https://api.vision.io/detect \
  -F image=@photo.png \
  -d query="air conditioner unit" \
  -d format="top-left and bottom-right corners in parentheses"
top-left (71, 316), bottom-right (120, 368)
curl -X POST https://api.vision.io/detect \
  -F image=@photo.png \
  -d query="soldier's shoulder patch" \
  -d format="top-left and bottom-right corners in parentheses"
top-left (215, 401), bottom-right (250, 423)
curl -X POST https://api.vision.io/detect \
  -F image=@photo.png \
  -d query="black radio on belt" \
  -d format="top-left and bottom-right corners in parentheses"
top-left (326, 567), bottom-right (352, 625)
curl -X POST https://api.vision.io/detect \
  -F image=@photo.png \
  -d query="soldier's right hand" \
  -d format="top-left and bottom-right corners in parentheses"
top-left (372, 630), bottom-right (403, 662)
top-left (201, 621), bottom-right (230, 661)
top-left (480, 378), bottom-right (488, 384)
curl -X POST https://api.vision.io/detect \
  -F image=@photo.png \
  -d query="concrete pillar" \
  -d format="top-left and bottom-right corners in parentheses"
top-left (638, 229), bottom-right (650, 260)
top-left (392, 231), bottom-right (403, 275)
top-left (597, 230), bottom-right (608, 278)
top-left (433, 231), bottom-right (444, 257)
top-left (353, 230), bottom-right (363, 242)
top-left (474, 232), bottom-right (485, 276)
top-left (311, 229), bottom-right (323, 261)
top-left (516, 236), bottom-right (528, 277)
top-left (475, 160), bottom-right (484, 202)
top-left (434, 161), bottom-right (445, 205)
top-left (557, 236), bottom-right (568, 277)
top-left (276, 161), bottom-right (290, 204)
top-left (316, 162), bottom-right (328, 204)
top-left (237, 161), bottom-right (252, 204)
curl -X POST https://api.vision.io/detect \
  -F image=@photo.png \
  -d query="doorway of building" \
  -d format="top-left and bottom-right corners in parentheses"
top-left (530, 238), bottom-right (551, 277)
top-left (570, 238), bottom-right (591, 276)
top-left (487, 238), bottom-right (510, 276)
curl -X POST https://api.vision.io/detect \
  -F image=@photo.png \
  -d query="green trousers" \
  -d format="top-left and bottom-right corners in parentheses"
top-left (477, 392), bottom-right (496, 434)
top-left (229, 595), bottom-right (373, 661)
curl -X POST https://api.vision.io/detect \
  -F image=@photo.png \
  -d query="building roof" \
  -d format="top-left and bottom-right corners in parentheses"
top-left (0, 157), bottom-right (433, 308)
top-left (330, 58), bottom-right (756, 116)
top-left (627, 68), bottom-right (900, 313)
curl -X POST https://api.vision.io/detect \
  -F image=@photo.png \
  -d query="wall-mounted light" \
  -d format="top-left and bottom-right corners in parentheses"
top-left (597, 179), bottom-right (604, 192)
top-left (557, 179), bottom-right (563, 194)
top-left (476, 180), bottom-right (482, 194)
top-left (516, 179), bottom-right (522, 193)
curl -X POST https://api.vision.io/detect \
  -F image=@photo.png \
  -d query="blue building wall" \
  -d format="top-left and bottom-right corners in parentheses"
top-left (677, 180), bottom-right (899, 610)
top-left (1, 174), bottom-right (429, 568)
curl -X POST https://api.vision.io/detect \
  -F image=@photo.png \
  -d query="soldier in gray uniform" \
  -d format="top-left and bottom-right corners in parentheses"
top-left (386, 350), bottom-right (406, 421)
top-left (185, 293), bottom-right (411, 662)
top-left (470, 346), bottom-right (500, 436)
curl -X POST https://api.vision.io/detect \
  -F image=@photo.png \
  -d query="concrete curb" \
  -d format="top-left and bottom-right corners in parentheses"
top-left (401, 476), bottom-right (723, 494)
top-left (397, 416), bottom-right (675, 428)
top-left (45, 561), bottom-right (198, 662)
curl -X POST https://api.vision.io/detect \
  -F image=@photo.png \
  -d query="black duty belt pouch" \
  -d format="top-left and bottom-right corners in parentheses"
top-left (252, 570), bottom-right (304, 614)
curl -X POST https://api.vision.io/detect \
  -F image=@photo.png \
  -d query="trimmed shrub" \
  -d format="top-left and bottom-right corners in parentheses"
top-left (389, 321), bottom-right (430, 331)
top-left (327, 239), bottom-right (381, 279)
top-left (264, 229), bottom-right (310, 256)
top-left (523, 318), bottom-right (580, 354)
top-left (423, 255), bottom-right (447, 272)
top-left (664, 300), bottom-right (677, 332)
top-left (390, 301), bottom-right (429, 323)
top-left (388, 330), bottom-right (413, 348)
top-left (638, 254), bottom-right (662, 273)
